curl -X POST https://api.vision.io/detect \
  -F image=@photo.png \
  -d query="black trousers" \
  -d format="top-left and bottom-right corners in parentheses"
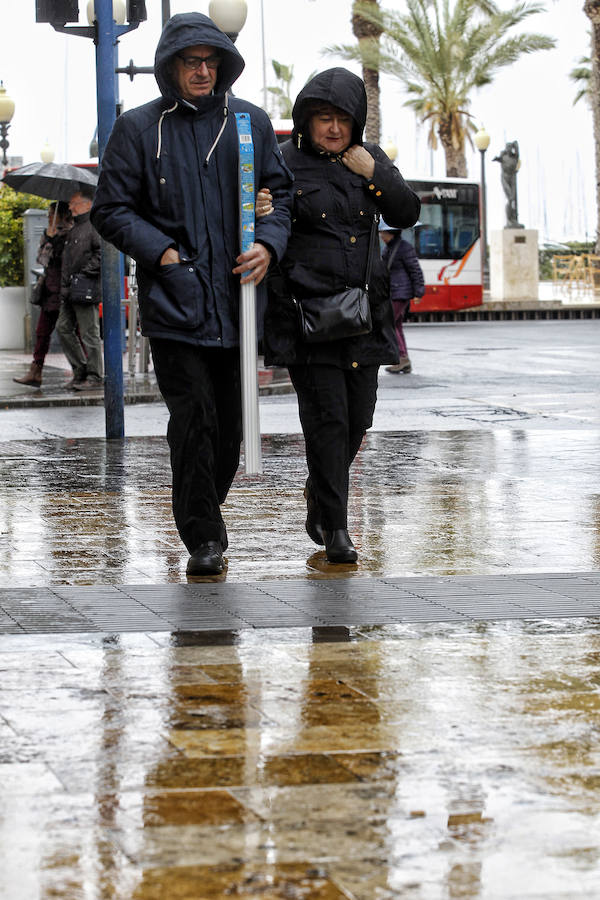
top-left (288, 363), bottom-right (379, 530)
top-left (150, 339), bottom-right (242, 553)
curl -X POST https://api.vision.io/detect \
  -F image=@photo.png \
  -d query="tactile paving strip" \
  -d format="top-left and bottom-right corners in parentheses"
top-left (0, 572), bottom-right (599, 633)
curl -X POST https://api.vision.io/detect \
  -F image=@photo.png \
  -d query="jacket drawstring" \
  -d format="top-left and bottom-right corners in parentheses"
top-left (204, 93), bottom-right (230, 166)
top-left (157, 102), bottom-right (178, 159)
top-left (156, 95), bottom-right (229, 165)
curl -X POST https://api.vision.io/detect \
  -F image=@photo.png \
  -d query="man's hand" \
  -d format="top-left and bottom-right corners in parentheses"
top-left (160, 247), bottom-right (181, 266)
top-left (341, 145), bottom-right (375, 179)
top-left (233, 243), bottom-right (272, 285)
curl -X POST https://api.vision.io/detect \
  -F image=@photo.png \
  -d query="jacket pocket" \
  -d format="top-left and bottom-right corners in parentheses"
top-left (292, 182), bottom-right (324, 224)
top-left (146, 263), bottom-right (207, 330)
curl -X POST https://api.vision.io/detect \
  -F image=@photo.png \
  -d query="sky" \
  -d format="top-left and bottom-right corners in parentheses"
top-left (0, 0), bottom-right (594, 243)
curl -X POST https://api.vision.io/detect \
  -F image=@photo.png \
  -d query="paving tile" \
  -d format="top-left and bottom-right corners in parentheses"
top-left (118, 788), bottom-right (262, 827)
top-left (126, 860), bottom-right (353, 898)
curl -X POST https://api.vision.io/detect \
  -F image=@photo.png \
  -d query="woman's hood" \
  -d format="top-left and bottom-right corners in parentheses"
top-left (291, 68), bottom-right (367, 148)
top-left (154, 12), bottom-right (245, 103)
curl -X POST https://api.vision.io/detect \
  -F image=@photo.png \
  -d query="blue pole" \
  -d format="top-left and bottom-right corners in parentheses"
top-left (95, 0), bottom-right (125, 439)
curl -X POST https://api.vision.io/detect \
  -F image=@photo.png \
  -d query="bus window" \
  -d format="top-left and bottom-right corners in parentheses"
top-left (412, 204), bottom-right (443, 258)
top-left (447, 204), bottom-right (479, 257)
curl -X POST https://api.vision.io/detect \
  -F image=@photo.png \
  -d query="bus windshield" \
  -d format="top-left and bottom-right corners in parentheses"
top-left (405, 181), bottom-right (479, 260)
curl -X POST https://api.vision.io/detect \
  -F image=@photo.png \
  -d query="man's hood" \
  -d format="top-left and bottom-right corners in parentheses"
top-left (154, 12), bottom-right (245, 103)
top-left (291, 68), bottom-right (367, 148)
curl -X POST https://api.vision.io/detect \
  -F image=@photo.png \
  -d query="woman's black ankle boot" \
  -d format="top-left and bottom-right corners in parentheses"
top-left (324, 528), bottom-right (357, 564)
top-left (304, 480), bottom-right (325, 545)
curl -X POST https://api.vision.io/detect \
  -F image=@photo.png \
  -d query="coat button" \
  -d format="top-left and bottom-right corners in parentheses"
top-left (159, 177), bottom-right (166, 185)
top-left (321, 212), bottom-right (327, 218)
top-left (350, 236), bottom-right (356, 243)
top-left (188, 267), bottom-right (194, 273)
top-left (352, 361), bottom-right (359, 368)
top-left (297, 189), bottom-right (302, 195)
top-left (359, 210), bottom-right (364, 216)
top-left (376, 190), bottom-right (382, 197)
top-left (368, 184), bottom-right (375, 190)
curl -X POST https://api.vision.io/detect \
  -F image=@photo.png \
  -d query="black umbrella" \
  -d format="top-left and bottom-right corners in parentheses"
top-left (1, 161), bottom-right (98, 201)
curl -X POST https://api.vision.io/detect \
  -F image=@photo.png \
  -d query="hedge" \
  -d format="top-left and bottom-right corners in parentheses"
top-left (0, 186), bottom-right (48, 286)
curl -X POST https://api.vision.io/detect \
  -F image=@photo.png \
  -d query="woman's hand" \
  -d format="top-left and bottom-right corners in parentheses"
top-left (341, 145), bottom-right (375, 179)
top-left (233, 243), bottom-right (272, 285)
top-left (256, 187), bottom-right (273, 218)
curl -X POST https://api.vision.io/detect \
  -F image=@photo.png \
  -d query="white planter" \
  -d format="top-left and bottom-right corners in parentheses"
top-left (0, 286), bottom-right (26, 350)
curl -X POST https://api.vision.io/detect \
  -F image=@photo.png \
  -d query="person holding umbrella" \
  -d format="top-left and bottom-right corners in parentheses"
top-left (91, 13), bottom-right (292, 577)
top-left (1, 161), bottom-right (101, 389)
top-left (13, 201), bottom-right (72, 388)
top-left (56, 189), bottom-right (103, 391)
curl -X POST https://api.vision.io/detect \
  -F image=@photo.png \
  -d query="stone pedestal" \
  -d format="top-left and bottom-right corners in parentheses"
top-left (490, 229), bottom-right (539, 301)
top-left (0, 287), bottom-right (25, 350)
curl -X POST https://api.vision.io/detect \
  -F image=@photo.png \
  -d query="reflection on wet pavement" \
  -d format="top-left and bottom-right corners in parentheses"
top-left (1, 425), bottom-right (600, 898)
top-left (2, 621), bottom-right (600, 898)
top-left (0, 429), bottom-right (598, 585)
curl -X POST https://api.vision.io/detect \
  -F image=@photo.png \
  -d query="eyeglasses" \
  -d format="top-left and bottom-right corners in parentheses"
top-left (177, 53), bottom-right (221, 71)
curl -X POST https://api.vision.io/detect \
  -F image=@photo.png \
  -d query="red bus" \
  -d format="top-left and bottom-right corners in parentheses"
top-left (405, 177), bottom-right (482, 313)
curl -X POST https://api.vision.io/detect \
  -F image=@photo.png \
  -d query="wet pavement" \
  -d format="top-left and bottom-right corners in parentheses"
top-left (1, 320), bottom-right (600, 898)
top-left (3, 618), bottom-right (600, 899)
top-left (1, 349), bottom-right (291, 408)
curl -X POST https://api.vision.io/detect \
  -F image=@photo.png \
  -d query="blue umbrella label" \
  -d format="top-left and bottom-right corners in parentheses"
top-left (235, 113), bottom-right (255, 253)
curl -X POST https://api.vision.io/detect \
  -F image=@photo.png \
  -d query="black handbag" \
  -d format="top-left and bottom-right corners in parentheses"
top-left (69, 273), bottom-right (100, 305)
top-left (295, 215), bottom-right (378, 343)
top-left (30, 276), bottom-right (45, 307)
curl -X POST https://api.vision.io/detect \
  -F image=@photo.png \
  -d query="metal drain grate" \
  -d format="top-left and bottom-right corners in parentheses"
top-left (0, 572), bottom-right (599, 634)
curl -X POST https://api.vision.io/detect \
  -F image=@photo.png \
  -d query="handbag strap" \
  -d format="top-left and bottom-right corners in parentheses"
top-left (285, 212), bottom-right (380, 299)
top-left (385, 242), bottom-right (401, 271)
top-left (364, 213), bottom-right (380, 292)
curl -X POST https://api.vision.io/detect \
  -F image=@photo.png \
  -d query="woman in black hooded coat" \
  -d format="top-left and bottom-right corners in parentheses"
top-left (264, 68), bottom-right (420, 564)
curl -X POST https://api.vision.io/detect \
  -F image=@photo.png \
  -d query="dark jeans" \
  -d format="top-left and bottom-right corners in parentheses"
top-left (391, 298), bottom-right (411, 358)
top-left (150, 339), bottom-right (242, 553)
top-left (288, 363), bottom-right (379, 531)
top-left (33, 307), bottom-right (60, 368)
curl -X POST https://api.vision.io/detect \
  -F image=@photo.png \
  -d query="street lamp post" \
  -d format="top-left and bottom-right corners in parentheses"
top-left (40, 142), bottom-right (55, 163)
top-left (37, 0), bottom-right (145, 440)
top-left (208, 0), bottom-right (248, 41)
top-left (0, 82), bottom-right (15, 170)
top-left (382, 141), bottom-right (398, 162)
top-left (475, 126), bottom-right (491, 291)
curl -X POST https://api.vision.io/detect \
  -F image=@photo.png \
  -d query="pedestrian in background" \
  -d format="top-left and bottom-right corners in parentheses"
top-left (13, 201), bottom-right (72, 388)
top-left (91, 13), bottom-right (292, 577)
top-left (379, 220), bottom-right (425, 374)
top-left (56, 189), bottom-right (103, 391)
top-left (263, 68), bottom-right (420, 565)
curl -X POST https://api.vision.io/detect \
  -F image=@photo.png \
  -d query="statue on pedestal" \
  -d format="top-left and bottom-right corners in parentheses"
top-left (493, 141), bottom-right (524, 229)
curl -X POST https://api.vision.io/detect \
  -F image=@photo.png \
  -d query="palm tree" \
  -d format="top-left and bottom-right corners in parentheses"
top-left (351, 0), bottom-right (382, 142)
top-left (584, 0), bottom-right (600, 251)
top-left (268, 60), bottom-right (295, 119)
top-left (570, 55), bottom-right (591, 105)
top-left (328, 0), bottom-right (555, 177)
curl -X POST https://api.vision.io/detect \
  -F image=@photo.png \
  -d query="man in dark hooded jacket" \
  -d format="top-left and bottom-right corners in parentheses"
top-left (91, 13), bottom-right (293, 576)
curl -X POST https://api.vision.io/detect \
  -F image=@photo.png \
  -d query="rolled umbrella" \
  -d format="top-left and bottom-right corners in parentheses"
top-left (235, 111), bottom-right (262, 475)
top-left (1, 161), bottom-right (98, 201)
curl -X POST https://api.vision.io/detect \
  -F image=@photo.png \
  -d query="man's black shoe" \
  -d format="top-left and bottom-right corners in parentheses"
top-left (220, 523), bottom-right (229, 552)
top-left (304, 480), bottom-right (324, 545)
top-left (186, 541), bottom-right (224, 576)
top-left (324, 528), bottom-right (358, 564)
